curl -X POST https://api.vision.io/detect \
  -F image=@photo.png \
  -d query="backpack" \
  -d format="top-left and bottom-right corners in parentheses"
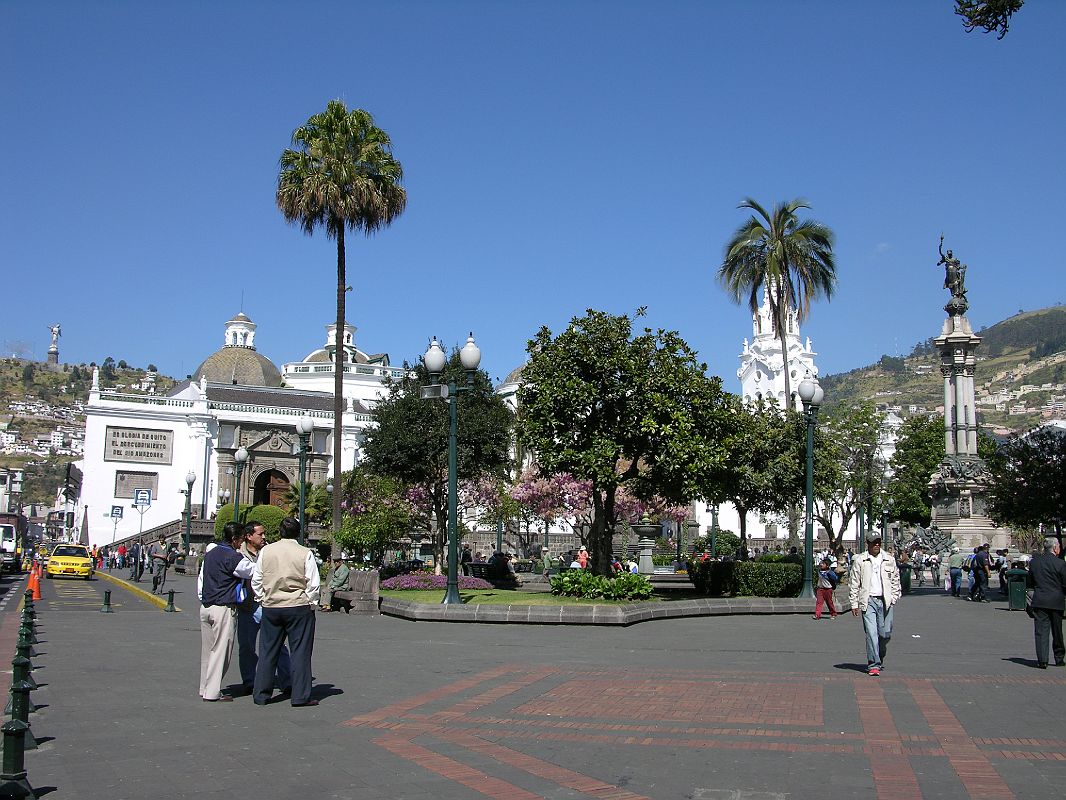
top-left (963, 554), bottom-right (975, 570)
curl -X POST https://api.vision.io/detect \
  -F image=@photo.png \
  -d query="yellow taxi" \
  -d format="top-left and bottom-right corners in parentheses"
top-left (45, 544), bottom-right (94, 580)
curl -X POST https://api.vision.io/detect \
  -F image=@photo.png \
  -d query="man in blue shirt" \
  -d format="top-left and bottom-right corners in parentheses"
top-left (198, 523), bottom-right (255, 702)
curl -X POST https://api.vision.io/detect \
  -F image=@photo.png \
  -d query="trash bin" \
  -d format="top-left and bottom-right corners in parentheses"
top-left (899, 563), bottom-right (912, 594)
top-left (1005, 568), bottom-right (1029, 611)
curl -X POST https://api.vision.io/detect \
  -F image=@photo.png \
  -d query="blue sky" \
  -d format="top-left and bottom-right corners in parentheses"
top-left (3, 1), bottom-right (1064, 391)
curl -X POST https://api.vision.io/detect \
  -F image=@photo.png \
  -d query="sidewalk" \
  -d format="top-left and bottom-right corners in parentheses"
top-left (14, 573), bottom-right (1066, 799)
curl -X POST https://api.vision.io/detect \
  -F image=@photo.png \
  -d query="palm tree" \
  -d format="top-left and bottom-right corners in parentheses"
top-left (718, 198), bottom-right (836, 410)
top-left (277, 100), bottom-right (407, 533)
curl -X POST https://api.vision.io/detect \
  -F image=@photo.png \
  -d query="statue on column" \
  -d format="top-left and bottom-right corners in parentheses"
top-left (47, 323), bottom-right (61, 349)
top-left (937, 236), bottom-right (967, 302)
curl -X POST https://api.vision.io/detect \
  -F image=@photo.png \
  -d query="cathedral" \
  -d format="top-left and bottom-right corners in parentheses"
top-left (78, 313), bottom-right (404, 545)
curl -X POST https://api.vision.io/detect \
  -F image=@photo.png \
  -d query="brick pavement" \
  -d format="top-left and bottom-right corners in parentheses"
top-left (8, 573), bottom-right (1066, 800)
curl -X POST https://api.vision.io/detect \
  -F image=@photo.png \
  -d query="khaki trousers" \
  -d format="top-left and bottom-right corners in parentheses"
top-left (199, 604), bottom-right (236, 700)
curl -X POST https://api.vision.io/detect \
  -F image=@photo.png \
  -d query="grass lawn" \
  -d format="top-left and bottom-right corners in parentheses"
top-left (379, 588), bottom-right (647, 606)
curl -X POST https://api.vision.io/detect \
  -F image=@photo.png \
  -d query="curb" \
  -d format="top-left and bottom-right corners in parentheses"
top-left (379, 595), bottom-right (861, 626)
top-left (96, 571), bottom-right (180, 611)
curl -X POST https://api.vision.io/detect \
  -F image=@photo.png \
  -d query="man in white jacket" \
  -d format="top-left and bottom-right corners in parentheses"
top-left (849, 531), bottom-right (903, 676)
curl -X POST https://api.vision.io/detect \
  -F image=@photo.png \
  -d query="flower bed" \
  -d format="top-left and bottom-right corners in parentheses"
top-left (380, 572), bottom-right (493, 591)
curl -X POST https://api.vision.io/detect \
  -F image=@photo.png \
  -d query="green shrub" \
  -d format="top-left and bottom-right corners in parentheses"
top-left (734, 562), bottom-right (802, 597)
top-left (214, 503), bottom-right (235, 539)
top-left (651, 554), bottom-right (677, 566)
top-left (243, 505), bottom-right (287, 542)
top-left (549, 571), bottom-right (653, 601)
top-left (686, 560), bottom-right (735, 596)
top-left (686, 559), bottom-right (802, 597)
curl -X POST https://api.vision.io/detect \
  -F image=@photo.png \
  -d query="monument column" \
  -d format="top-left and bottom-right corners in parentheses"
top-left (926, 237), bottom-right (1004, 550)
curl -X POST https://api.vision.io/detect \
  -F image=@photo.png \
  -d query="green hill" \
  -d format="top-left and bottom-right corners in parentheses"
top-left (820, 305), bottom-right (1066, 431)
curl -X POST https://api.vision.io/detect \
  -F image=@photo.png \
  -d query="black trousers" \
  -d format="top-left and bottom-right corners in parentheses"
top-left (254, 605), bottom-right (315, 705)
top-left (1033, 607), bottom-right (1065, 666)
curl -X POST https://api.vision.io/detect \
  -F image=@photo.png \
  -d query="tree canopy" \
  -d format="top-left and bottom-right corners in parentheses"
top-left (360, 349), bottom-right (512, 569)
top-left (515, 309), bottom-right (734, 574)
top-left (955, 0), bottom-right (1023, 39)
top-left (277, 99), bottom-right (406, 532)
top-left (718, 198), bottom-right (836, 410)
top-left (987, 427), bottom-right (1066, 532)
top-left (887, 414), bottom-right (944, 525)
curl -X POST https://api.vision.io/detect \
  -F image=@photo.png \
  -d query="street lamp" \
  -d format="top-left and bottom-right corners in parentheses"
top-left (295, 416), bottom-right (314, 545)
top-left (180, 470), bottom-right (196, 553)
top-left (797, 373), bottom-right (824, 600)
top-left (233, 446), bottom-right (249, 526)
top-left (882, 497), bottom-right (894, 552)
top-left (421, 334), bottom-right (481, 605)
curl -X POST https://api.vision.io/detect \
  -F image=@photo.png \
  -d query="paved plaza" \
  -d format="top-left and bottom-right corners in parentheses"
top-left (3, 569), bottom-right (1065, 800)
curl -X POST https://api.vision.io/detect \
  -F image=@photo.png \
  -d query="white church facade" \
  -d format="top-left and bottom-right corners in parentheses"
top-left (77, 313), bottom-right (403, 547)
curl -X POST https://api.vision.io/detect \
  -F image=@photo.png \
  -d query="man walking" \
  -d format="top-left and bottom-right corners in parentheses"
top-left (251, 517), bottom-right (320, 707)
top-left (1027, 537), bottom-right (1066, 669)
top-left (237, 522), bottom-right (291, 695)
top-left (849, 531), bottom-right (902, 676)
top-left (128, 539), bottom-right (143, 582)
top-left (149, 534), bottom-right (170, 594)
top-left (198, 523), bottom-right (255, 702)
top-left (947, 546), bottom-right (965, 596)
top-left (969, 543), bottom-right (992, 602)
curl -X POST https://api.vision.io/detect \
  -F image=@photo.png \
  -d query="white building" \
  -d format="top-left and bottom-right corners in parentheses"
top-left (736, 288), bottom-right (819, 408)
top-left (77, 312), bottom-right (400, 547)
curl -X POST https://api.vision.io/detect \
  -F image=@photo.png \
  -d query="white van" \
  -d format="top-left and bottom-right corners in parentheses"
top-left (0, 524), bottom-right (18, 573)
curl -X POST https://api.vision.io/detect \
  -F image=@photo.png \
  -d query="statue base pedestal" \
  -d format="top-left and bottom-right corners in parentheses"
top-left (46, 348), bottom-right (58, 366)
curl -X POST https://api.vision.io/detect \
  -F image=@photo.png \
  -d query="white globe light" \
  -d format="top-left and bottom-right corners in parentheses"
top-left (297, 415), bottom-right (314, 435)
top-left (460, 333), bottom-right (481, 371)
top-left (797, 375), bottom-right (816, 403)
top-left (235, 447), bottom-right (249, 464)
top-left (185, 471), bottom-right (196, 487)
top-left (423, 338), bottom-right (446, 374)
top-left (812, 384), bottom-right (825, 405)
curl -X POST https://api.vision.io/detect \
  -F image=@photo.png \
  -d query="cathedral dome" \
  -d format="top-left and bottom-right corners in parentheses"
top-left (192, 312), bottom-right (283, 388)
top-left (192, 348), bottom-right (282, 387)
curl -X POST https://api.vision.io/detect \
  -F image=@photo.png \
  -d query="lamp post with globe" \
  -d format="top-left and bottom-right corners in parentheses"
top-left (294, 416), bottom-right (314, 544)
top-left (180, 471), bottom-right (196, 553)
top-left (797, 373), bottom-right (824, 600)
top-left (233, 447), bottom-right (249, 526)
top-left (421, 334), bottom-right (482, 605)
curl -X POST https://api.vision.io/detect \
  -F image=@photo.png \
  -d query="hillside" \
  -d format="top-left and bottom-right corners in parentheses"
top-left (820, 305), bottom-right (1066, 432)
top-left (0, 357), bottom-right (177, 504)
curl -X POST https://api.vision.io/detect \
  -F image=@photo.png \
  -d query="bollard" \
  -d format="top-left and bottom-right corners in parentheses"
top-left (21, 592), bottom-right (34, 620)
top-left (8, 658), bottom-right (38, 751)
top-left (0, 718), bottom-right (34, 799)
top-left (14, 631), bottom-right (33, 672)
top-left (19, 610), bottom-right (36, 645)
top-left (164, 589), bottom-right (176, 613)
top-left (101, 589), bottom-right (114, 613)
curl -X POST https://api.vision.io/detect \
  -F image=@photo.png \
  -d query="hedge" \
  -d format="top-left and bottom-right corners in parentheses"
top-left (213, 503), bottom-right (287, 542)
top-left (686, 559), bottom-right (803, 597)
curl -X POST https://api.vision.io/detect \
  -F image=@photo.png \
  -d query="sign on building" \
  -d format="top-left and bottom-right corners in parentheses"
top-left (114, 471), bottom-right (159, 500)
top-left (110, 505), bottom-right (124, 519)
top-left (133, 489), bottom-right (152, 506)
top-left (104, 426), bottom-right (174, 465)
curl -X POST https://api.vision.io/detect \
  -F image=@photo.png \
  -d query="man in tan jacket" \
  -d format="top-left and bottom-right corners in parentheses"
top-left (251, 517), bottom-right (320, 706)
top-left (849, 531), bottom-right (902, 677)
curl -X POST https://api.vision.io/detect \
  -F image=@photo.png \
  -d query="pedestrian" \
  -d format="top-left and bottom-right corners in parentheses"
top-left (197, 522), bottom-right (255, 702)
top-left (117, 543), bottom-right (127, 569)
top-left (128, 539), bottom-right (143, 582)
top-left (460, 544), bottom-right (473, 568)
top-left (1026, 537), bottom-right (1066, 669)
top-left (848, 531), bottom-right (902, 676)
top-left (541, 546), bottom-right (552, 577)
top-left (251, 517), bottom-right (320, 707)
top-left (577, 545), bottom-right (588, 569)
top-left (320, 555), bottom-right (350, 612)
top-left (969, 543), bottom-right (992, 602)
top-left (149, 534), bottom-right (170, 594)
top-left (237, 522), bottom-right (292, 696)
top-left (947, 546), bottom-right (964, 596)
top-left (813, 558), bottom-right (839, 619)
top-left (928, 552), bottom-right (941, 587)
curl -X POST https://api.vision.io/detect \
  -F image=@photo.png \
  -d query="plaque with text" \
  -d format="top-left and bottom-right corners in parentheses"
top-left (104, 426), bottom-right (174, 465)
top-left (114, 470), bottom-right (160, 499)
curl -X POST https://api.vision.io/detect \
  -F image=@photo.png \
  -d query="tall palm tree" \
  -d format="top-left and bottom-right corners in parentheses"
top-left (718, 198), bottom-right (836, 410)
top-left (277, 100), bottom-right (407, 533)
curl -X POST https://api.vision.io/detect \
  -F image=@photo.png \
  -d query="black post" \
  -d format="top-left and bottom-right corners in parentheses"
top-left (101, 589), bottom-right (113, 613)
top-left (164, 589), bottom-right (176, 613)
top-left (0, 715), bottom-right (34, 798)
